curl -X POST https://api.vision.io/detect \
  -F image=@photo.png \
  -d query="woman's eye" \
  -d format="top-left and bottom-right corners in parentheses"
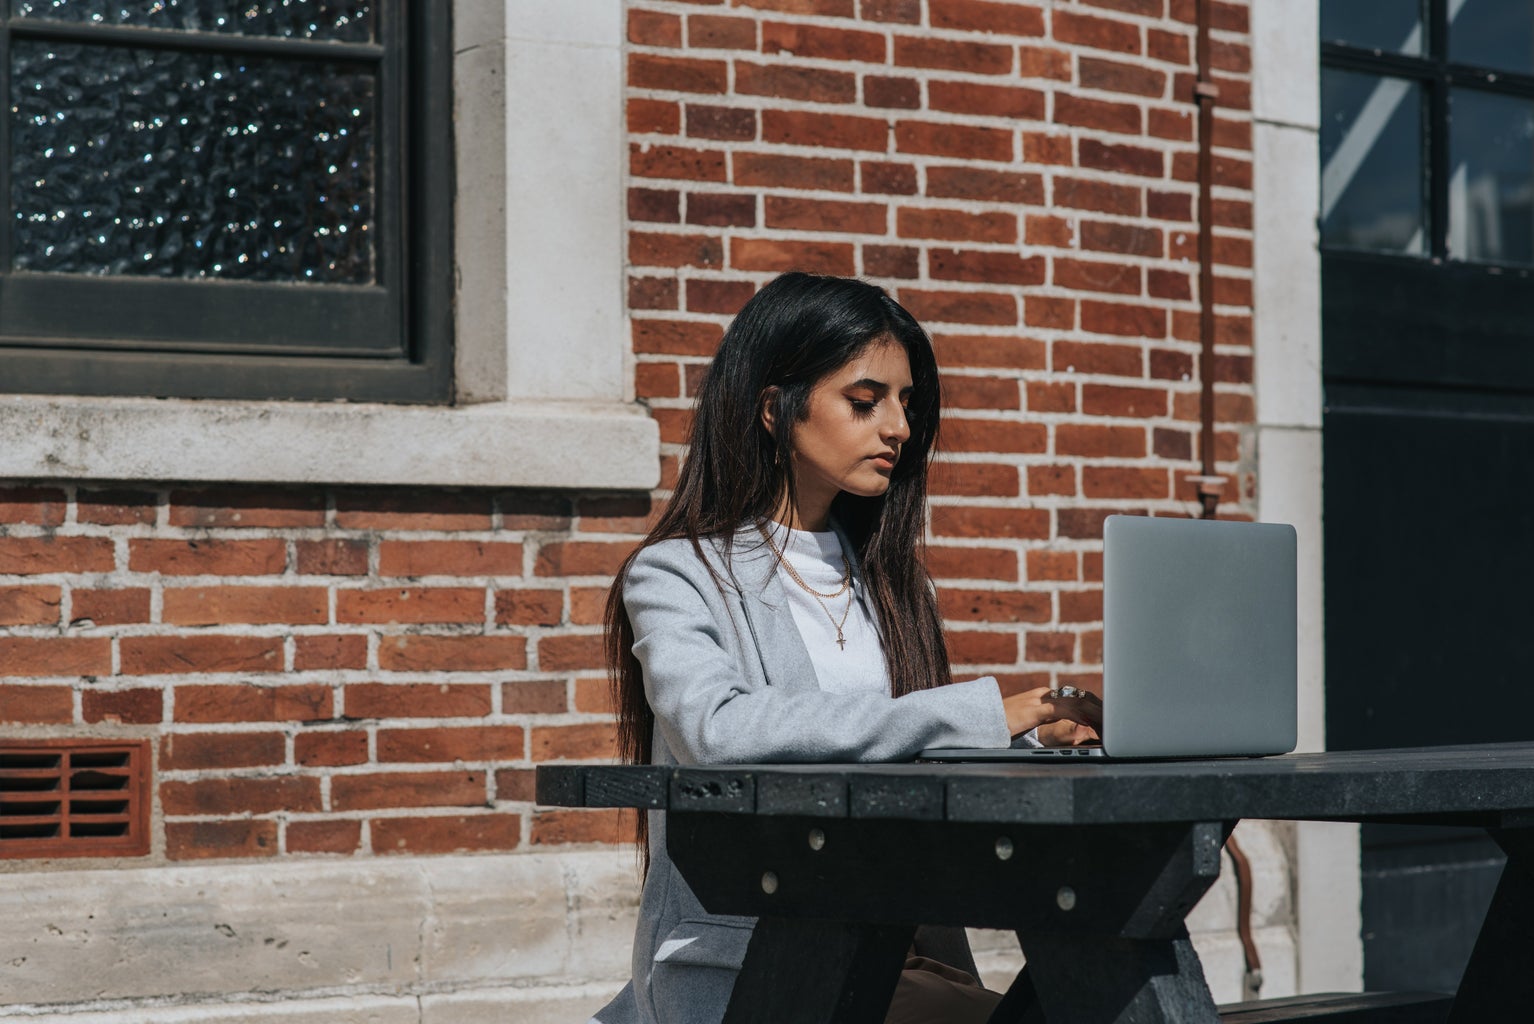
top-left (849, 399), bottom-right (876, 416)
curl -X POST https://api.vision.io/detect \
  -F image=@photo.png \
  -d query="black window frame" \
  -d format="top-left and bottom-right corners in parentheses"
top-left (0, 2), bottom-right (453, 404)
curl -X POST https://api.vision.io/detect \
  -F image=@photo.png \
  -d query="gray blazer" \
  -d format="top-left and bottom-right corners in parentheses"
top-left (591, 529), bottom-right (1009, 1024)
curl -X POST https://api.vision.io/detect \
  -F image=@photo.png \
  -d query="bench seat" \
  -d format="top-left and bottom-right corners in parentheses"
top-left (1218, 991), bottom-right (1452, 1023)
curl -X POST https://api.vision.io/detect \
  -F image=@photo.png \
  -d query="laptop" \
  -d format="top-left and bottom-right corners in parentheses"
top-left (921, 515), bottom-right (1298, 761)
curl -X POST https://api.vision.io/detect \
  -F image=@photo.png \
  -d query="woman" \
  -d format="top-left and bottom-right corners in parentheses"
top-left (595, 273), bottom-right (1100, 1024)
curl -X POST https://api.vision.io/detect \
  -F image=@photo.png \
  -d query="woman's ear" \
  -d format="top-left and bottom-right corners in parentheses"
top-left (759, 386), bottom-right (779, 434)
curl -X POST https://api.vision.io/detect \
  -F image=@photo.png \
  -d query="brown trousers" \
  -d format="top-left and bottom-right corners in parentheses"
top-left (885, 955), bottom-right (1003, 1024)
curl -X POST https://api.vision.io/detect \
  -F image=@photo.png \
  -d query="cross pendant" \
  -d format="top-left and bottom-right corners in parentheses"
top-left (836, 635), bottom-right (846, 650)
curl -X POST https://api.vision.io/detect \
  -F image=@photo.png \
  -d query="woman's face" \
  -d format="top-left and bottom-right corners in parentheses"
top-left (780, 338), bottom-right (914, 529)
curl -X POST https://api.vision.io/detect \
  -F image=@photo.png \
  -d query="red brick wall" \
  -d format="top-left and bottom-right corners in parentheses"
top-left (0, 0), bottom-right (1254, 863)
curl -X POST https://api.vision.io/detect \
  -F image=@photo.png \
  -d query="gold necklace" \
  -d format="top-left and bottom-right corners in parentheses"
top-left (758, 524), bottom-right (855, 650)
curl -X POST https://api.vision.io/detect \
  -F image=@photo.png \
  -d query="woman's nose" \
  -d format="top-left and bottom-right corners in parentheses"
top-left (882, 402), bottom-right (910, 444)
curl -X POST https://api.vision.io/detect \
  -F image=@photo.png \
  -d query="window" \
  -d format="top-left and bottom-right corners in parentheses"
top-left (0, 1), bottom-right (452, 403)
top-left (1321, 0), bottom-right (1534, 267)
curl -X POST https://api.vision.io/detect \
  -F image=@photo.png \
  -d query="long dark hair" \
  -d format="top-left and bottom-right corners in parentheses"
top-left (605, 273), bottom-right (951, 837)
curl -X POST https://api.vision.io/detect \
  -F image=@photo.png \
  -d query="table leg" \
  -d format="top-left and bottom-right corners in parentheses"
top-left (721, 917), bottom-right (915, 1024)
top-left (1447, 826), bottom-right (1534, 1022)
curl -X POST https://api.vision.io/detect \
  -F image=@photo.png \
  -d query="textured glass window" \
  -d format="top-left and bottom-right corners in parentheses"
top-left (1448, 0), bottom-right (1534, 77)
top-left (1321, 69), bottom-right (1427, 256)
top-left (1449, 89), bottom-right (1534, 265)
top-left (9, 42), bottom-right (376, 283)
top-left (1321, 0), bottom-right (1425, 56)
top-left (11, 0), bottom-right (373, 42)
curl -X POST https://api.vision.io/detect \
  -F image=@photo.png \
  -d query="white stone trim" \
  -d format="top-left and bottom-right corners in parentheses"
top-left (1251, 0), bottom-right (1364, 995)
top-left (0, 0), bottom-right (658, 492)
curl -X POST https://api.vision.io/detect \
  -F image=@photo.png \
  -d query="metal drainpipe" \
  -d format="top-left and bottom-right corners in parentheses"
top-left (1192, 0), bottom-right (1260, 1000)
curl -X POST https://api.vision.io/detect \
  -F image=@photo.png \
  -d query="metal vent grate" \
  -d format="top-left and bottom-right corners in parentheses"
top-left (0, 740), bottom-right (150, 858)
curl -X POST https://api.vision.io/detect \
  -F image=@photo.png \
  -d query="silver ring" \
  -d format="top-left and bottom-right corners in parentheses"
top-left (1056, 686), bottom-right (1080, 698)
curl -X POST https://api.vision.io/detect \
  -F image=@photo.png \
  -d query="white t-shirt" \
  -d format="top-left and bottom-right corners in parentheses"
top-left (767, 526), bottom-right (890, 695)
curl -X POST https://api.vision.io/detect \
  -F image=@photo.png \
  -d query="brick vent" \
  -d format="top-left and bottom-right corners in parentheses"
top-left (0, 739), bottom-right (150, 858)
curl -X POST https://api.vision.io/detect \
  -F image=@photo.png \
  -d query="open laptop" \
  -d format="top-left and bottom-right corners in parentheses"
top-left (921, 515), bottom-right (1297, 761)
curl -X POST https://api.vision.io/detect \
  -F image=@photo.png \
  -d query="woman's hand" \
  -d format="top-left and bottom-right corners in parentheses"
top-left (1001, 686), bottom-right (1103, 745)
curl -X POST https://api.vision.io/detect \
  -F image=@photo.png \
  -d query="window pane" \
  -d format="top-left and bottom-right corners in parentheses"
top-left (1321, 69), bottom-right (1426, 256)
top-left (10, 0), bottom-right (373, 42)
top-left (1321, 0), bottom-right (1425, 56)
top-left (10, 41), bottom-right (376, 283)
top-left (1448, 89), bottom-right (1534, 265)
top-left (1449, 0), bottom-right (1534, 76)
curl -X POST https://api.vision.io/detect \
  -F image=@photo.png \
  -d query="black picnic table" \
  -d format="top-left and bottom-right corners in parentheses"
top-left (536, 742), bottom-right (1534, 1023)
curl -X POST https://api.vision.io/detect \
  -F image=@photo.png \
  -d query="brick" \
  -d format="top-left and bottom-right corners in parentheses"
top-left (293, 634), bottom-right (368, 671)
top-left (1054, 257), bottom-right (1141, 296)
top-left (688, 14), bottom-right (757, 50)
top-left (531, 808), bottom-right (635, 846)
top-left (287, 820), bottom-right (362, 855)
top-left (534, 541), bottom-right (637, 578)
top-left (1081, 220), bottom-right (1163, 258)
top-left (1081, 0), bottom-right (1161, 16)
top-left (629, 186), bottom-right (681, 223)
top-left (1079, 138), bottom-right (1164, 178)
top-left (927, 166), bottom-right (1044, 205)
top-left (1054, 10), bottom-right (1142, 54)
top-left (0, 585), bottom-right (61, 626)
top-left (295, 729), bottom-right (370, 766)
top-left (1083, 384), bottom-right (1169, 419)
top-left (174, 682), bottom-right (331, 722)
top-left (927, 546), bottom-right (1018, 581)
top-left (1056, 424), bottom-right (1147, 458)
top-left (503, 680), bottom-right (569, 715)
top-left (1026, 631), bottom-right (1076, 663)
top-left (629, 143), bottom-right (728, 182)
top-left (335, 587), bottom-right (486, 625)
top-left (629, 9), bottom-right (681, 47)
top-left (572, 678), bottom-right (614, 715)
top-left (1018, 45), bottom-right (1072, 80)
top-left (737, 0), bottom-right (854, 14)
top-left (1149, 269), bottom-right (1193, 301)
top-left (1148, 189), bottom-right (1193, 222)
top-left (296, 538), bottom-right (369, 576)
top-left (863, 244), bottom-right (920, 279)
top-left (897, 207), bottom-right (1016, 243)
top-left (940, 374), bottom-right (1021, 410)
top-left (0, 486), bottom-right (66, 526)
top-left (864, 76), bottom-right (920, 109)
top-left (1023, 132), bottom-right (1073, 165)
top-left (686, 278), bottom-right (756, 315)
top-left (893, 35), bottom-right (1013, 74)
top-left (0, 637), bottom-right (112, 677)
top-left (762, 110), bottom-right (887, 151)
top-left (570, 587), bottom-right (610, 626)
top-left (162, 776), bottom-right (322, 817)
top-left (344, 682), bottom-right (492, 719)
top-left (938, 588), bottom-right (1050, 623)
top-left (378, 635), bottom-right (527, 673)
top-left (0, 536), bottom-right (115, 575)
top-left (0, 684), bottom-right (73, 723)
top-left (929, 462), bottom-right (1020, 496)
top-left (685, 193), bottom-right (756, 227)
top-left (860, 161), bottom-right (918, 195)
top-left (166, 820), bottom-right (276, 860)
top-left (372, 813), bottom-right (522, 854)
top-left (631, 231), bottom-right (726, 266)
top-left (628, 97), bottom-right (681, 135)
top-left (686, 104), bottom-right (756, 141)
top-left (162, 586), bottom-right (329, 626)
top-left (731, 238), bottom-right (856, 275)
top-left (735, 62), bottom-right (856, 104)
top-left (930, 249), bottom-right (1044, 287)
top-left (630, 278), bottom-right (680, 313)
top-left (82, 687), bottom-right (163, 724)
top-left (929, 80), bottom-right (1045, 120)
top-left (1080, 57), bottom-right (1167, 98)
top-left (532, 722), bottom-right (619, 762)
top-left (537, 633), bottom-right (605, 673)
top-left (378, 540), bottom-right (523, 578)
top-left (1027, 549), bottom-right (1079, 581)
top-left (862, 0), bottom-right (920, 22)
top-left (161, 731), bottom-right (285, 770)
top-left (1053, 341), bottom-right (1143, 376)
top-left (331, 771), bottom-right (488, 811)
top-left (1148, 28), bottom-right (1191, 65)
top-left (734, 153), bottom-right (855, 191)
top-left (896, 121), bottom-right (1013, 162)
top-left (628, 54), bottom-right (728, 93)
top-left (932, 334), bottom-right (1046, 371)
top-left (1028, 460), bottom-right (1080, 498)
top-left (765, 196), bottom-right (887, 234)
top-left (898, 289), bottom-right (1017, 326)
top-left (1022, 215), bottom-right (1070, 249)
top-left (578, 494), bottom-right (659, 533)
top-left (1061, 588), bottom-right (1106, 623)
top-left (1054, 94), bottom-right (1142, 133)
top-left (1024, 296), bottom-right (1077, 329)
top-left (929, 0), bottom-right (1045, 35)
top-left (491, 589), bottom-right (564, 628)
top-left (1059, 508), bottom-right (1136, 540)
top-left (1083, 466), bottom-right (1170, 499)
top-left (77, 488), bottom-right (157, 525)
top-left (167, 488), bottom-right (324, 528)
top-left (69, 587), bottom-right (150, 625)
top-left (948, 630), bottom-right (1017, 665)
top-left (654, 408), bottom-right (695, 445)
top-left (761, 20), bottom-right (884, 62)
top-left (129, 539), bottom-right (285, 576)
top-left (1154, 426), bottom-right (1194, 460)
top-left (1081, 300), bottom-right (1167, 339)
top-left (1026, 381), bottom-right (1076, 413)
top-left (377, 725), bottom-right (526, 764)
top-left (930, 505), bottom-right (1050, 539)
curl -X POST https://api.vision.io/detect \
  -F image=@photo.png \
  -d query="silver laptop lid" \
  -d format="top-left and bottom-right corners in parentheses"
top-left (1102, 515), bottom-right (1297, 758)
